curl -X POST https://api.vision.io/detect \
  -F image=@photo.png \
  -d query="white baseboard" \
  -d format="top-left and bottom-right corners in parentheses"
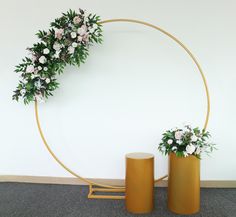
top-left (0, 175), bottom-right (236, 188)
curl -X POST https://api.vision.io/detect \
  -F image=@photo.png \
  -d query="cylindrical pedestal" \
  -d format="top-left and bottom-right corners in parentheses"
top-left (125, 153), bottom-right (154, 214)
top-left (168, 153), bottom-right (200, 215)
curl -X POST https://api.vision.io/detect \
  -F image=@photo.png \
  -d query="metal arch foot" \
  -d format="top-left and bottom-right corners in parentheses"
top-left (88, 184), bottom-right (125, 199)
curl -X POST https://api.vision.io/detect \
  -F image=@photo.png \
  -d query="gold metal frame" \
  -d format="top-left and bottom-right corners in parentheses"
top-left (34, 19), bottom-right (210, 199)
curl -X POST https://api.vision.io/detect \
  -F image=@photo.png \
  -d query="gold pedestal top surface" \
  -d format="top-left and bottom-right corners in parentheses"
top-left (126, 152), bottom-right (154, 160)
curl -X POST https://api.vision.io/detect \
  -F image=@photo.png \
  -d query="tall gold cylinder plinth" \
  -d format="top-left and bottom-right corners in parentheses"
top-left (125, 153), bottom-right (154, 214)
top-left (168, 153), bottom-right (200, 215)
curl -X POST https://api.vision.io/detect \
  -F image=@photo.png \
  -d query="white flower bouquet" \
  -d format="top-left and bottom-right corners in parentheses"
top-left (158, 125), bottom-right (216, 158)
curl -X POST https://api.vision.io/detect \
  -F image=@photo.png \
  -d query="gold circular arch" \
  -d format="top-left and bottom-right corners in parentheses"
top-left (35, 19), bottom-right (210, 189)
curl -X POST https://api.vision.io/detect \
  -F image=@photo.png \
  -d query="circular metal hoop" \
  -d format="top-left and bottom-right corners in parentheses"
top-left (35, 18), bottom-right (210, 189)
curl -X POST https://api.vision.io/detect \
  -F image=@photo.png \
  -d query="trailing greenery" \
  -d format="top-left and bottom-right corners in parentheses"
top-left (158, 125), bottom-right (216, 158)
top-left (13, 9), bottom-right (102, 104)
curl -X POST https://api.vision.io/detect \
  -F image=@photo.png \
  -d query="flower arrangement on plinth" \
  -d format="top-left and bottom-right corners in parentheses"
top-left (158, 125), bottom-right (216, 158)
top-left (12, 9), bottom-right (102, 104)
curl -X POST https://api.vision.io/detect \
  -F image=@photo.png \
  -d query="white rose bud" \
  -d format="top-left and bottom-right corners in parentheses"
top-left (167, 139), bottom-right (173, 145)
top-left (53, 42), bottom-right (62, 51)
top-left (186, 144), bottom-right (196, 155)
top-left (77, 36), bottom-right (83, 42)
top-left (191, 135), bottom-right (198, 142)
top-left (39, 56), bottom-right (47, 64)
top-left (38, 66), bottom-right (42, 71)
top-left (43, 48), bottom-right (50, 54)
top-left (71, 32), bottom-right (77, 39)
top-left (68, 46), bottom-right (75, 54)
top-left (43, 67), bottom-right (48, 71)
top-left (72, 42), bottom-right (78, 48)
top-left (45, 78), bottom-right (50, 84)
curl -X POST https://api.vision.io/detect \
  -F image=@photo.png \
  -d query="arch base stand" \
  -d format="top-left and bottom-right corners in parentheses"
top-left (87, 175), bottom-right (168, 200)
top-left (88, 185), bottom-right (125, 199)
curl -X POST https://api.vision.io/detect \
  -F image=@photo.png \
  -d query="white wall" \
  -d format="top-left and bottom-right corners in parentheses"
top-left (0, 0), bottom-right (235, 181)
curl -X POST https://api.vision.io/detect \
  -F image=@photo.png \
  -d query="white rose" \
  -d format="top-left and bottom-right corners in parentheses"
top-left (71, 32), bottom-right (77, 39)
top-left (68, 46), bottom-right (75, 54)
top-left (45, 78), bottom-right (50, 84)
top-left (186, 144), bottom-right (196, 155)
top-left (26, 65), bottom-right (34, 73)
top-left (20, 89), bottom-right (26, 95)
top-left (43, 48), bottom-right (50, 54)
top-left (72, 42), bottom-right (78, 48)
top-left (77, 36), bottom-right (83, 42)
top-left (38, 66), bottom-right (42, 71)
top-left (39, 56), bottom-right (47, 64)
top-left (167, 139), bottom-right (173, 145)
top-left (175, 131), bottom-right (183, 140)
top-left (191, 135), bottom-right (198, 142)
top-left (43, 67), bottom-right (48, 71)
top-left (53, 42), bottom-right (62, 51)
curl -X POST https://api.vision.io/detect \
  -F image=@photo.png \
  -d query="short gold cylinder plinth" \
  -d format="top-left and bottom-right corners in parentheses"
top-left (168, 153), bottom-right (200, 215)
top-left (125, 153), bottom-right (154, 214)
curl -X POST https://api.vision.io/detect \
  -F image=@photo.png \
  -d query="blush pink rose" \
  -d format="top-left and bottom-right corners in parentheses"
top-left (55, 28), bottom-right (64, 40)
top-left (77, 25), bottom-right (87, 36)
top-left (73, 16), bottom-right (81, 24)
top-left (83, 33), bottom-right (89, 43)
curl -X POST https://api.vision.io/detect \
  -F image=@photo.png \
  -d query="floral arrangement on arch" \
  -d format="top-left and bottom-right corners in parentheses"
top-left (158, 125), bottom-right (216, 158)
top-left (13, 9), bottom-right (102, 104)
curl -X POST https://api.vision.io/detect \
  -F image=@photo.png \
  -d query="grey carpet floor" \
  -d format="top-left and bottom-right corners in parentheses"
top-left (0, 183), bottom-right (236, 217)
